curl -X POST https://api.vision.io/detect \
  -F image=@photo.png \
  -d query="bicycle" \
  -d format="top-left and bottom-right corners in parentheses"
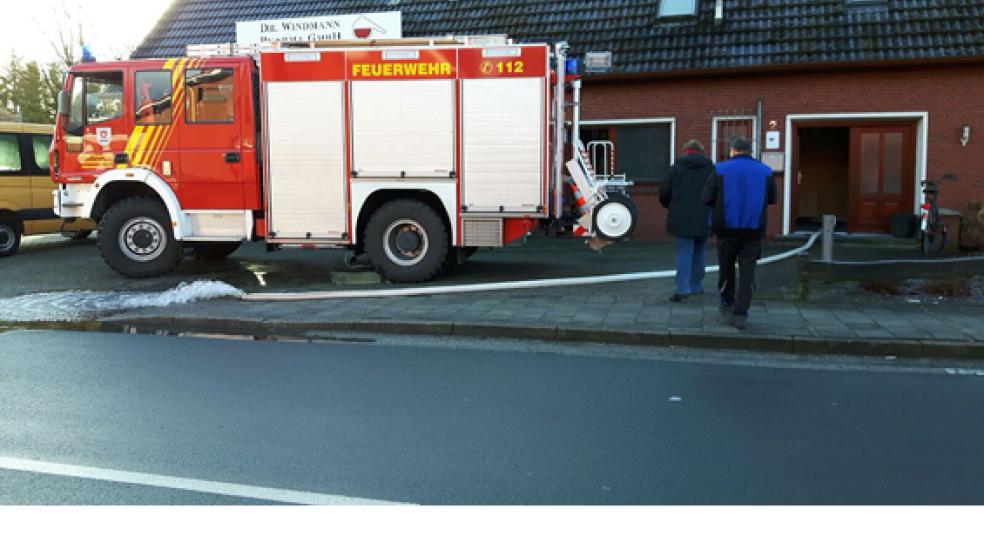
top-left (919, 173), bottom-right (956, 255)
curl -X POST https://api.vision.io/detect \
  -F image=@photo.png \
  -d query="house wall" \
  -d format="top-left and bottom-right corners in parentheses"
top-left (581, 63), bottom-right (984, 241)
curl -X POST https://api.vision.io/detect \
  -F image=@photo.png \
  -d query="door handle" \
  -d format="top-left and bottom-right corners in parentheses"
top-left (224, 152), bottom-right (240, 163)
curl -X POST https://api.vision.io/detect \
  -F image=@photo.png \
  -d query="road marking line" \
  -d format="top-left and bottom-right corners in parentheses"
top-left (0, 456), bottom-right (407, 505)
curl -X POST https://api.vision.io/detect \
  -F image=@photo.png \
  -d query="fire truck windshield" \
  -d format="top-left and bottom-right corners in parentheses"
top-left (65, 72), bottom-right (124, 134)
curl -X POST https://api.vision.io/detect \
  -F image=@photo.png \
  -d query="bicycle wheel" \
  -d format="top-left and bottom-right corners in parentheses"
top-left (921, 221), bottom-right (947, 255)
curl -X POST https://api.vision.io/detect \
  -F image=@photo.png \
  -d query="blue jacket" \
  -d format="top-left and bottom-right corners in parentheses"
top-left (703, 155), bottom-right (777, 239)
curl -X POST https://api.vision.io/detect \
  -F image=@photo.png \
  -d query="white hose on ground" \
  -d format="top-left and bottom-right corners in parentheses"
top-left (241, 232), bottom-right (820, 302)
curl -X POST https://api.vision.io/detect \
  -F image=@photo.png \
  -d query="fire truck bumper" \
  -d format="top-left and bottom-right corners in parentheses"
top-left (53, 184), bottom-right (97, 220)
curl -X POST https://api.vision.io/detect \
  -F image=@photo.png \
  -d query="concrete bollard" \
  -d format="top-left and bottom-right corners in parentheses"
top-left (822, 214), bottom-right (837, 262)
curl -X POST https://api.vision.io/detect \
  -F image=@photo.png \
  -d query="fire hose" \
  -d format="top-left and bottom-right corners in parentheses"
top-left (240, 232), bottom-right (820, 302)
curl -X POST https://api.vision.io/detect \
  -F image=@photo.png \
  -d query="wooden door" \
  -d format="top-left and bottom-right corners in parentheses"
top-left (849, 126), bottom-right (915, 232)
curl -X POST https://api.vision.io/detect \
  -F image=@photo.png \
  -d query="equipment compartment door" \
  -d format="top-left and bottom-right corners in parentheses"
top-left (461, 77), bottom-right (544, 213)
top-left (350, 80), bottom-right (455, 178)
top-left (265, 81), bottom-right (347, 240)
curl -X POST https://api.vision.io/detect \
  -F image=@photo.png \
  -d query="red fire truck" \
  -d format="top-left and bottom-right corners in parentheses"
top-left (51, 36), bottom-right (636, 282)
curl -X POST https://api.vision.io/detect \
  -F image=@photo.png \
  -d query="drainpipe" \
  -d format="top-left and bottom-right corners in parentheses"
top-left (756, 99), bottom-right (763, 160)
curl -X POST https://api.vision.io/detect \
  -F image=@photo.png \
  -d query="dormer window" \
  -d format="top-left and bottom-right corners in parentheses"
top-left (658, 0), bottom-right (698, 17)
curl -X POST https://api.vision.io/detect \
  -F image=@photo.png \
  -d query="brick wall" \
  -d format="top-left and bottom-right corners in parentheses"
top-left (580, 63), bottom-right (984, 240)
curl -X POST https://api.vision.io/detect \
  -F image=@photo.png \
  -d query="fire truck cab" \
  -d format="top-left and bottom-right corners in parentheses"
top-left (51, 37), bottom-right (636, 282)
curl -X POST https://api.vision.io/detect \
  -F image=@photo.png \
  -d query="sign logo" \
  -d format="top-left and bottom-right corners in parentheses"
top-left (95, 127), bottom-right (111, 147)
top-left (236, 11), bottom-right (402, 44)
top-left (352, 15), bottom-right (386, 39)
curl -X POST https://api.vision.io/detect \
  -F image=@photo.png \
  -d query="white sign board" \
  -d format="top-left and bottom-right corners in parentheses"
top-left (762, 151), bottom-right (785, 172)
top-left (236, 11), bottom-right (402, 45)
top-left (765, 130), bottom-right (781, 150)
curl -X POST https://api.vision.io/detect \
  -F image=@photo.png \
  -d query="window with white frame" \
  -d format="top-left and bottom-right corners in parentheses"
top-left (658, 0), bottom-right (698, 17)
top-left (581, 122), bottom-right (674, 183)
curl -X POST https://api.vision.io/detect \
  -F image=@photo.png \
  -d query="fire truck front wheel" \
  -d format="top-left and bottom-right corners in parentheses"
top-left (365, 200), bottom-right (449, 283)
top-left (97, 197), bottom-right (181, 278)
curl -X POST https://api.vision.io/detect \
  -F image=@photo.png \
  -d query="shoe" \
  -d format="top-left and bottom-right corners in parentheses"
top-left (669, 293), bottom-right (689, 303)
top-left (730, 314), bottom-right (748, 331)
top-left (718, 304), bottom-right (734, 316)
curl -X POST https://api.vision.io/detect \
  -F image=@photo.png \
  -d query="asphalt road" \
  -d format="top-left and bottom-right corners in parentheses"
top-left (0, 329), bottom-right (982, 505)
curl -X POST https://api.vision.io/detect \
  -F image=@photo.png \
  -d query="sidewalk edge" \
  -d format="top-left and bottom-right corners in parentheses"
top-left (84, 316), bottom-right (984, 360)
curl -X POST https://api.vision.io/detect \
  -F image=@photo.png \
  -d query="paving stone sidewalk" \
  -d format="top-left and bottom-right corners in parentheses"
top-left (106, 278), bottom-right (984, 358)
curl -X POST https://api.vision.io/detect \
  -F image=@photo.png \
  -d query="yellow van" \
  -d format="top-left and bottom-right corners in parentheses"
top-left (0, 121), bottom-right (93, 256)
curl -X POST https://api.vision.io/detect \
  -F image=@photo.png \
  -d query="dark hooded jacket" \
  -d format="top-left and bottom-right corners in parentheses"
top-left (659, 153), bottom-right (715, 238)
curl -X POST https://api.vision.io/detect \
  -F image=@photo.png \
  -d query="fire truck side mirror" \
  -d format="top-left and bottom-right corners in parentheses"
top-left (56, 91), bottom-right (70, 116)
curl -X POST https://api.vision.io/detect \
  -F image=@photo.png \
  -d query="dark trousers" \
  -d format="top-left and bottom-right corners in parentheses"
top-left (717, 236), bottom-right (762, 317)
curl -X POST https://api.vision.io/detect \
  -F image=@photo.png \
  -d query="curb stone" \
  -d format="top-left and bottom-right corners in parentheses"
top-left (81, 316), bottom-right (984, 360)
top-left (792, 336), bottom-right (924, 358)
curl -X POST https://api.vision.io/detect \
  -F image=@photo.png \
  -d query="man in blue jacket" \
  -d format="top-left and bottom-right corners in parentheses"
top-left (703, 137), bottom-right (777, 330)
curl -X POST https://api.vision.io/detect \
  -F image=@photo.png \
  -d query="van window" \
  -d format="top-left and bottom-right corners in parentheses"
top-left (186, 68), bottom-right (235, 123)
top-left (32, 136), bottom-right (51, 173)
top-left (135, 71), bottom-right (173, 125)
top-left (0, 134), bottom-right (22, 173)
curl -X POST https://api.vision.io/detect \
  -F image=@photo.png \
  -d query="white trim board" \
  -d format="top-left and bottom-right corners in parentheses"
top-left (782, 111), bottom-right (929, 235)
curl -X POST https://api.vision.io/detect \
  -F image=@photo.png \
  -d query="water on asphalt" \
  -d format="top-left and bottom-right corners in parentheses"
top-left (0, 280), bottom-right (243, 322)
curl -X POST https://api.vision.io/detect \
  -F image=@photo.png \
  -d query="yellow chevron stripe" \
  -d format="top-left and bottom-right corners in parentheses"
top-left (119, 59), bottom-right (179, 169)
top-left (134, 125), bottom-right (162, 167)
top-left (138, 58), bottom-right (190, 167)
top-left (146, 58), bottom-right (192, 168)
top-left (118, 125), bottom-right (146, 168)
top-left (124, 125), bottom-right (144, 158)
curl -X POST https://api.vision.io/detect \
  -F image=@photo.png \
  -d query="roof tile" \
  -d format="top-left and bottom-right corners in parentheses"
top-left (132, 0), bottom-right (984, 74)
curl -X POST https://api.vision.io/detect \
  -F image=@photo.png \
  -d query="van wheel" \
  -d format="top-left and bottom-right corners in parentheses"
top-left (0, 218), bottom-right (22, 257)
top-left (97, 197), bottom-right (181, 278)
top-left (365, 199), bottom-right (448, 283)
top-left (190, 241), bottom-right (242, 261)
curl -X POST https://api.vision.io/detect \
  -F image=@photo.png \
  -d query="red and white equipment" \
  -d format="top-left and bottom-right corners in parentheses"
top-left (51, 36), bottom-right (636, 282)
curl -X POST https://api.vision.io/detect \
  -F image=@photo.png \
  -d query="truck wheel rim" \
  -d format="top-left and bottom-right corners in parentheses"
top-left (383, 219), bottom-right (429, 267)
top-left (0, 225), bottom-right (14, 252)
top-left (119, 217), bottom-right (167, 262)
top-left (597, 202), bottom-right (632, 239)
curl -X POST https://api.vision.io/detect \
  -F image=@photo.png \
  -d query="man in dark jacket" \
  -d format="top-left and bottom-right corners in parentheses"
top-left (703, 137), bottom-right (777, 330)
top-left (659, 140), bottom-right (714, 302)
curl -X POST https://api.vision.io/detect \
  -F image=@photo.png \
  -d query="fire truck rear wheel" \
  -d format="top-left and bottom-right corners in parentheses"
top-left (98, 197), bottom-right (181, 278)
top-left (190, 241), bottom-right (242, 261)
top-left (365, 200), bottom-right (449, 283)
